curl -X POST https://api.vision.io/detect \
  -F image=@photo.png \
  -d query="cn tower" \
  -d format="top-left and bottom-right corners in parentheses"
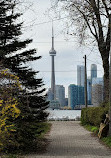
top-left (49, 24), bottom-right (56, 100)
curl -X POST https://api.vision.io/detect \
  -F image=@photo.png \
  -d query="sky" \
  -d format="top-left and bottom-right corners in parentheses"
top-left (20, 0), bottom-right (104, 97)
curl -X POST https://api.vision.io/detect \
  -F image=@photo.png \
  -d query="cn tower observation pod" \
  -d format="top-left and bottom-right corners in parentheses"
top-left (49, 49), bottom-right (56, 56)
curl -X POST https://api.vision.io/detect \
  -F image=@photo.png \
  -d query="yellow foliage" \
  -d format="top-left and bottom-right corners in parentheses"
top-left (0, 100), bottom-right (3, 107)
top-left (0, 97), bottom-right (21, 138)
top-left (0, 69), bottom-right (22, 90)
top-left (0, 70), bottom-right (21, 149)
top-left (1, 98), bottom-right (21, 119)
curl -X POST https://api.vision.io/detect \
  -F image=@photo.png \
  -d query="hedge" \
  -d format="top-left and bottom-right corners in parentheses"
top-left (81, 106), bottom-right (109, 127)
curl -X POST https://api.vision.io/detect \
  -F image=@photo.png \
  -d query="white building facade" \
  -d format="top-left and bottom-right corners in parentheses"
top-left (77, 65), bottom-right (85, 87)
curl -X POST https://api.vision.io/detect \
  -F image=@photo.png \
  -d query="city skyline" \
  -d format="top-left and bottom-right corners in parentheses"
top-left (21, 0), bottom-right (104, 96)
top-left (47, 63), bottom-right (101, 109)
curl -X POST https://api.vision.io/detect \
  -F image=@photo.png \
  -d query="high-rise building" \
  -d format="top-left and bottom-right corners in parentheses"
top-left (68, 84), bottom-right (85, 109)
top-left (68, 84), bottom-right (78, 109)
top-left (92, 77), bottom-right (103, 106)
top-left (78, 86), bottom-right (85, 105)
top-left (47, 88), bottom-right (54, 101)
top-left (91, 64), bottom-right (97, 82)
top-left (92, 77), bottom-right (103, 85)
top-left (92, 84), bottom-right (103, 106)
top-left (77, 65), bottom-right (85, 87)
top-left (87, 77), bottom-right (92, 105)
top-left (64, 98), bottom-right (68, 106)
top-left (49, 25), bottom-right (56, 100)
top-left (47, 87), bottom-right (61, 109)
top-left (55, 85), bottom-right (65, 107)
top-left (90, 64), bottom-right (97, 104)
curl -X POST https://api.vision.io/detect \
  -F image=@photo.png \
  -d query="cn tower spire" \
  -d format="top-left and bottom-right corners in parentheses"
top-left (52, 22), bottom-right (54, 50)
top-left (49, 22), bottom-right (56, 100)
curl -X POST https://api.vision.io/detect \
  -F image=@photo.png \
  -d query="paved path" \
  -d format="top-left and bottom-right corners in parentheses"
top-left (25, 121), bottom-right (111, 158)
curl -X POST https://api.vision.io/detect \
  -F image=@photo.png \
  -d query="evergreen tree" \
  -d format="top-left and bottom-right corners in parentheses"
top-left (0, 0), bottom-right (49, 151)
top-left (0, 0), bottom-right (48, 118)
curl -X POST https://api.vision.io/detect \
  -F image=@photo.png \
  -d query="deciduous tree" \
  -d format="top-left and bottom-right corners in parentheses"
top-left (54, 0), bottom-right (111, 101)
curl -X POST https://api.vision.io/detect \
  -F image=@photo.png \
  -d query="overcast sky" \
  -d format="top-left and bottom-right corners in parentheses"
top-left (21, 0), bottom-right (104, 96)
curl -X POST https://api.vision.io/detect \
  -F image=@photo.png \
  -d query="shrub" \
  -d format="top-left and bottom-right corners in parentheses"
top-left (0, 70), bottom-right (21, 151)
top-left (0, 70), bottom-right (49, 153)
top-left (81, 106), bottom-right (109, 127)
top-left (91, 127), bottom-right (99, 133)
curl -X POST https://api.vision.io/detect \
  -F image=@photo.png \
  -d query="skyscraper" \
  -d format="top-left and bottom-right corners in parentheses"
top-left (91, 77), bottom-right (103, 106)
top-left (55, 85), bottom-right (65, 107)
top-left (47, 88), bottom-right (54, 101)
top-left (49, 25), bottom-right (56, 100)
top-left (92, 77), bottom-right (103, 85)
top-left (78, 86), bottom-right (85, 105)
top-left (91, 64), bottom-right (97, 82)
top-left (92, 84), bottom-right (103, 106)
top-left (68, 84), bottom-right (78, 109)
top-left (87, 77), bottom-right (92, 105)
top-left (68, 84), bottom-right (85, 109)
top-left (90, 64), bottom-right (97, 104)
top-left (77, 65), bottom-right (85, 87)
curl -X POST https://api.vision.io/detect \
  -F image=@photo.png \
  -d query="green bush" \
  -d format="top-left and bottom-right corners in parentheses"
top-left (91, 127), bottom-right (99, 133)
top-left (81, 106), bottom-right (109, 127)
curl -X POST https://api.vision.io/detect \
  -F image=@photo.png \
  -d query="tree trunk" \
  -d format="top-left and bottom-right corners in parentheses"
top-left (102, 55), bottom-right (109, 102)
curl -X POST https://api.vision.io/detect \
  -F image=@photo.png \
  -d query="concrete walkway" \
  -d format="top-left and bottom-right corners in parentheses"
top-left (25, 121), bottom-right (111, 158)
